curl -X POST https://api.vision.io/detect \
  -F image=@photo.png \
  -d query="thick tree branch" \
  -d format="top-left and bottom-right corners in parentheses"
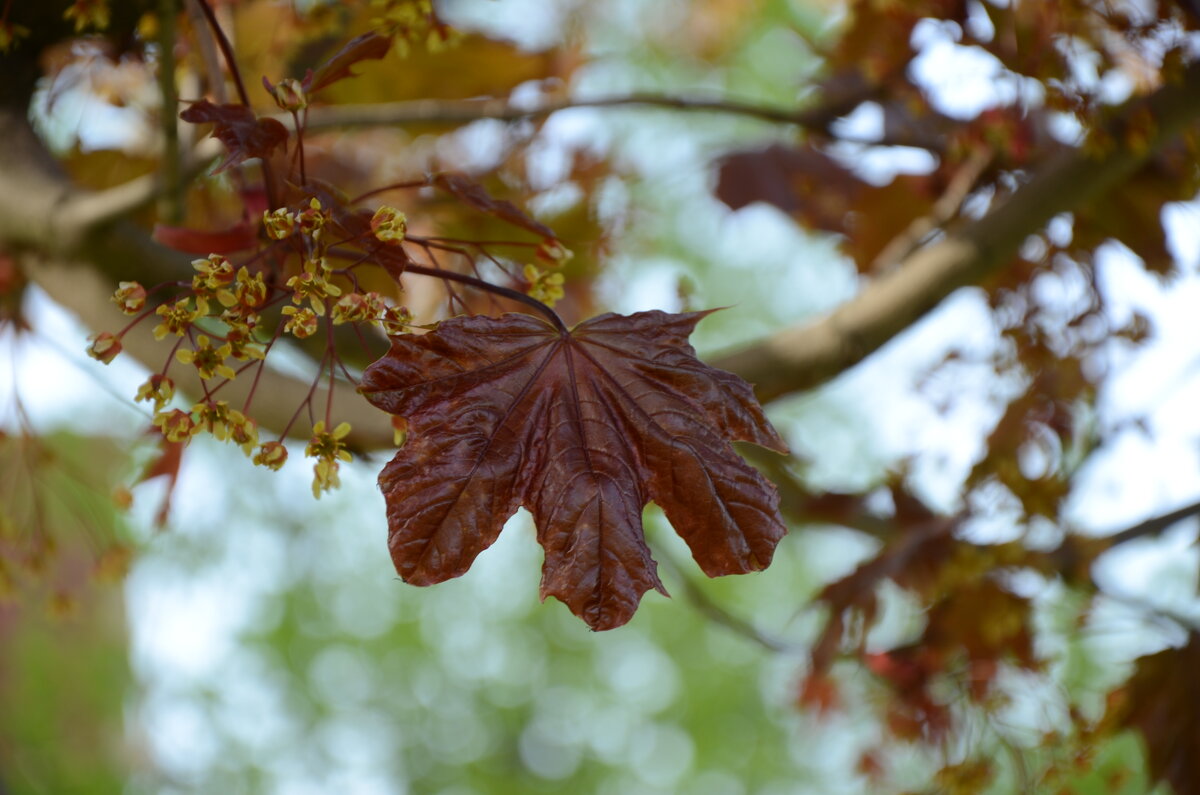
top-left (711, 60), bottom-right (1200, 403)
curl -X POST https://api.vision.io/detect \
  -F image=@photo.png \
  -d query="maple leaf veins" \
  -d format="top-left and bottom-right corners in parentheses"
top-left (359, 310), bottom-right (789, 630)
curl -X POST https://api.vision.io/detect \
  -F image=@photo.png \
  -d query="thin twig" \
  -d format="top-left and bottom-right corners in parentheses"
top-left (656, 547), bottom-right (797, 653)
top-left (185, 0), bottom-right (227, 104)
top-left (294, 91), bottom-right (870, 132)
top-left (1105, 497), bottom-right (1200, 547)
top-left (868, 146), bottom-right (995, 272)
top-left (191, 0), bottom-right (250, 106)
top-left (329, 244), bottom-right (569, 333)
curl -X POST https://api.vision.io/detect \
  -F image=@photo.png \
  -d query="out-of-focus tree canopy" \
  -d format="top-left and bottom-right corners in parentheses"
top-left (3, 0), bottom-right (1200, 792)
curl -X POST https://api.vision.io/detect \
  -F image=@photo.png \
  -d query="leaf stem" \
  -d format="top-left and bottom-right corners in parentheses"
top-left (408, 263), bottom-right (567, 333)
top-left (192, 0), bottom-right (279, 209)
top-left (337, 244), bottom-right (568, 333)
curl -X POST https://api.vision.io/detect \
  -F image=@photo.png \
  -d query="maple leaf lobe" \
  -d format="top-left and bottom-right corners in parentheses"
top-left (360, 309), bottom-right (789, 630)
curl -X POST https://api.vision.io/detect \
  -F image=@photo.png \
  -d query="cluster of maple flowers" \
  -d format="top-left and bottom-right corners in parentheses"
top-left (87, 198), bottom-right (415, 499)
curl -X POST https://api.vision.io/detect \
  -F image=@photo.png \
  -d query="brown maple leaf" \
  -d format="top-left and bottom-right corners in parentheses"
top-left (359, 309), bottom-right (789, 630)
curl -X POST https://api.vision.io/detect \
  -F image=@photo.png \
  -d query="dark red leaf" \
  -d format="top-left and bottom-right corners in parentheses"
top-left (179, 100), bottom-right (288, 174)
top-left (359, 309), bottom-right (788, 630)
top-left (433, 173), bottom-right (557, 239)
top-left (716, 145), bottom-right (857, 216)
top-left (1117, 632), bottom-right (1200, 794)
top-left (306, 32), bottom-right (392, 93)
top-left (152, 220), bottom-right (257, 254)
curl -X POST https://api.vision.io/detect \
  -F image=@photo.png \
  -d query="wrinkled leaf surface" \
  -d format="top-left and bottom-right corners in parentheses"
top-left (360, 310), bottom-right (788, 630)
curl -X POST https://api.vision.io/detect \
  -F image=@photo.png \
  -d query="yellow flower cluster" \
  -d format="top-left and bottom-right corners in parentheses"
top-left (523, 264), bottom-right (566, 307)
top-left (369, 0), bottom-right (460, 54)
top-left (371, 206), bottom-right (407, 244)
top-left (305, 421), bottom-right (353, 498)
top-left (148, 402), bottom-right (258, 456)
top-left (264, 198), bottom-right (329, 244)
top-left (63, 0), bottom-right (110, 33)
top-left (332, 291), bottom-right (387, 325)
top-left (193, 401), bottom-right (258, 455)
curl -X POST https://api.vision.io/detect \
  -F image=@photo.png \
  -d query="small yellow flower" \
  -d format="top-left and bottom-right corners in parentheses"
top-left (153, 409), bottom-right (197, 443)
top-left (235, 267), bottom-right (268, 310)
top-left (282, 306), bottom-right (319, 338)
top-left (63, 0), bottom-right (111, 33)
top-left (0, 22), bottom-right (31, 54)
top-left (112, 281), bottom-right (146, 314)
top-left (135, 375), bottom-right (175, 411)
top-left (253, 441), bottom-right (288, 470)
top-left (311, 458), bottom-right (341, 498)
top-left (176, 335), bottom-right (237, 380)
top-left (224, 325), bottom-right (266, 361)
top-left (192, 400), bottom-right (230, 436)
top-left (227, 410), bottom-right (259, 456)
top-left (263, 208), bottom-right (295, 240)
top-left (264, 77), bottom-right (307, 112)
top-left (153, 298), bottom-right (204, 339)
top-left (192, 255), bottom-right (237, 304)
top-left (287, 270), bottom-right (341, 315)
top-left (381, 304), bottom-right (413, 336)
top-left (535, 238), bottom-right (573, 266)
top-left (297, 198), bottom-right (328, 240)
top-left (370, 206), bottom-right (407, 244)
top-left (86, 332), bottom-right (122, 364)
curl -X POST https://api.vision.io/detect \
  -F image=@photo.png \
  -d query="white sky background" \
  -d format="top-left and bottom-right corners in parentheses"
top-left (5, 1), bottom-right (1200, 790)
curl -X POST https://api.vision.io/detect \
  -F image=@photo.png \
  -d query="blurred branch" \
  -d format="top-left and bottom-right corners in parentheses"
top-left (184, 0), bottom-right (229, 104)
top-left (866, 146), bottom-right (994, 273)
top-left (740, 446), bottom-right (895, 538)
top-left (300, 93), bottom-right (839, 129)
top-left (656, 547), bottom-right (797, 653)
top-left (712, 59), bottom-right (1200, 403)
top-left (1104, 497), bottom-right (1200, 547)
top-left (157, 0), bottom-right (183, 225)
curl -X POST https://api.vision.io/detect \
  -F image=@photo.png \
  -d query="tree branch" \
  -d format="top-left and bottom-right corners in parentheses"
top-left (297, 92), bottom-right (851, 132)
top-left (711, 60), bottom-right (1200, 403)
top-left (1104, 497), bottom-right (1200, 548)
